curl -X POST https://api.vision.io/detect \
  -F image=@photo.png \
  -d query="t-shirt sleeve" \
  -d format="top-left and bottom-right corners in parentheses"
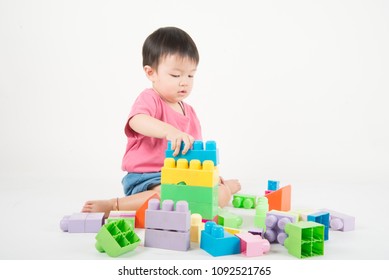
top-left (124, 91), bottom-right (159, 137)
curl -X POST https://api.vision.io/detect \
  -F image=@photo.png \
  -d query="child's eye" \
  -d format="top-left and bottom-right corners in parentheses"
top-left (170, 74), bottom-right (180, 78)
top-left (188, 75), bottom-right (194, 78)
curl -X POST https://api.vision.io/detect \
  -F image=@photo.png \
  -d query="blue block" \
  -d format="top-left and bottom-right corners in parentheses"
top-left (267, 180), bottom-right (280, 191)
top-left (308, 212), bottom-right (330, 241)
top-left (200, 221), bottom-right (240, 257)
top-left (165, 140), bottom-right (219, 166)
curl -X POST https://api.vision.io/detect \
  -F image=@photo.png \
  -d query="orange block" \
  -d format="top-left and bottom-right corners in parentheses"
top-left (135, 192), bottom-right (160, 228)
top-left (265, 184), bottom-right (291, 211)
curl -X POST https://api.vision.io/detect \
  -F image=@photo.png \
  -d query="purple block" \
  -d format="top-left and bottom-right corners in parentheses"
top-left (144, 228), bottom-right (190, 251)
top-left (264, 210), bottom-right (297, 245)
top-left (145, 199), bottom-right (190, 232)
top-left (68, 213), bottom-right (88, 233)
top-left (85, 213), bottom-right (105, 232)
top-left (60, 212), bottom-right (105, 233)
top-left (320, 208), bottom-right (355, 231)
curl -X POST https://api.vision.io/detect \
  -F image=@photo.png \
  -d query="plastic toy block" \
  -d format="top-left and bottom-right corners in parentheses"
top-left (60, 212), bottom-right (105, 233)
top-left (135, 192), bottom-right (160, 228)
top-left (107, 211), bottom-right (135, 227)
top-left (145, 199), bottom-right (190, 232)
top-left (265, 190), bottom-right (273, 195)
top-left (236, 233), bottom-right (270, 257)
top-left (265, 184), bottom-right (291, 211)
top-left (268, 180), bottom-right (280, 191)
top-left (232, 194), bottom-right (257, 209)
top-left (320, 208), bottom-right (355, 231)
top-left (166, 140), bottom-right (219, 166)
top-left (284, 221), bottom-right (324, 258)
top-left (144, 199), bottom-right (191, 251)
top-left (200, 221), bottom-right (240, 257)
top-left (190, 214), bottom-right (204, 243)
top-left (307, 211), bottom-right (330, 240)
top-left (161, 158), bottom-right (219, 187)
top-left (254, 196), bottom-right (269, 230)
top-left (95, 219), bottom-right (140, 257)
top-left (264, 210), bottom-right (298, 245)
top-left (144, 228), bottom-right (190, 251)
top-left (161, 183), bottom-right (218, 204)
top-left (217, 209), bottom-right (243, 228)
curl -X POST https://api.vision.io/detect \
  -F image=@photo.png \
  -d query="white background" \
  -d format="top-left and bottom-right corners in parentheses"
top-left (0, 0), bottom-right (388, 262)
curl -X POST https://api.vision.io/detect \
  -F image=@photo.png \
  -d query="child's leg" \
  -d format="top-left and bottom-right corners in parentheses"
top-left (82, 186), bottom-right (160, 218)
top-left (217, 178), bottom-right (241, 208)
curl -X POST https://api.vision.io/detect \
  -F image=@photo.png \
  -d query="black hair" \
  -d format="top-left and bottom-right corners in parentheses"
top-left (142, 27), bottom-right (199, 68)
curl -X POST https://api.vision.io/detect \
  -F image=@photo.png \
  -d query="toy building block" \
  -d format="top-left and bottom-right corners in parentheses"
top-left (320, 208), bottom-right (355, 231)
top-left (268, 180), bottom-right (280, 191)
top-left (254, 196), bottom-right (269, 230)
top-left (135, 192), bottom-right (160, 228)
top-left (107, 211), bottom-right (135, 227)
top-left (190, 213), bottom-right (204, 243)
top-left (265, 184), bottom-right (291, 211)
top-left (283, 221), bottom-right (324, 258)
top-left (200, 221), bottom-right (240, 257)
top-left (307, 211), bottom-right (330, 240)
top-left (144, 199), bottom-right (191, 251)
top-left (236, 232), bottom-right (270, 257)
top-left (217, 209), bottom-right (243, 228)
top-left (95, 219), bottom-right (140, 257)
top-left (161, 158), bottom-right (219, 187)
top-left (166, 140), bottom-right (219, 166)
top-left (161, 183), bottom-right (218, 204)
top-left (264, 210), bottom-right (298, 245)
top-left (232, 194), bottom-right (257, 209)
top-left (60, 212), bottom-right (105, 233)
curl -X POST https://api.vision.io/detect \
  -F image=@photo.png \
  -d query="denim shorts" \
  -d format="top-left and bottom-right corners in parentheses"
top-left (122, 172), bottom-right (161, 196)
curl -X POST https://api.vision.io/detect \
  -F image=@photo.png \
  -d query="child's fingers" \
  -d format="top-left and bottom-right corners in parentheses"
top-left (181, 136), bottom-right (194, 155)
top-left (173, 139), bottom-right (181, 156)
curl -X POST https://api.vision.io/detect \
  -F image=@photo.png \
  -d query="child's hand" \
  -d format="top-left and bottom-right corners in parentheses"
top-left (166, 129), bottom-right (195, 156)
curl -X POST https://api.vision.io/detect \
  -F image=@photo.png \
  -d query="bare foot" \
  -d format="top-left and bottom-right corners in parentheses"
top-left (224, 179), bottom-right (241, 194)
top-left (82, 198), bottom-right (116, 218)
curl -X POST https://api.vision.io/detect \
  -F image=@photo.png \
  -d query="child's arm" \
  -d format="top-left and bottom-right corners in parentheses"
top-left (129, 114), bottom-right (194, 156)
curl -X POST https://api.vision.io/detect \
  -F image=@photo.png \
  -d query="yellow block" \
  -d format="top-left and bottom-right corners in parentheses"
top-left (190, 213), bottom-right (205, 243)
top-left (161, 158), bottom-right (219, 187)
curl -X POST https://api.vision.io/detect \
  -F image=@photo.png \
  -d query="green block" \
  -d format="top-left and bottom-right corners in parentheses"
top-left (284, 221), bottom-right (324, 258)
top-left (217, 209), bottom-right (243, 228)
top-left (189, 201), bottom-right (218, 220)
top-left (106, 217), bottom-right (135, 228)
top-left (95, 219), bottom-right (140, 257)
top-left (161, 184), bottom-right (218, 204)
top-left (232, 194), bottom-right (257, 209)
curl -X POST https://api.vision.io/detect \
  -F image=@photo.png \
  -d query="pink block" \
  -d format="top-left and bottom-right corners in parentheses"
top-left (236, 233), bottom-right (270, 257)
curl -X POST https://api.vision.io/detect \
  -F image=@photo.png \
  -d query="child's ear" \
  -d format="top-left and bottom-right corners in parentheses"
top-left (144, 65), bottom-right (156, 81)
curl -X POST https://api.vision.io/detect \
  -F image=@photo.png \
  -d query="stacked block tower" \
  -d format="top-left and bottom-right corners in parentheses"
top-left (161, 140), bottom-right (219, 221)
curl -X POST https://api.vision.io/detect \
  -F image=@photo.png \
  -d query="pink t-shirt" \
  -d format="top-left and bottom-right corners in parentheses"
top-left (121, 88), bottom-right (202, 173)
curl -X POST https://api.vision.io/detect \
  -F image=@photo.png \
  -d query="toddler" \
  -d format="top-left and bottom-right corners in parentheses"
top-left (82, 27), bottom-right (240, 217)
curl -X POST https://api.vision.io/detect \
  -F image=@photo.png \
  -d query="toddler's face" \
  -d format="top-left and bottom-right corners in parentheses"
top-left (150, 54), bottom-right (197, 104)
